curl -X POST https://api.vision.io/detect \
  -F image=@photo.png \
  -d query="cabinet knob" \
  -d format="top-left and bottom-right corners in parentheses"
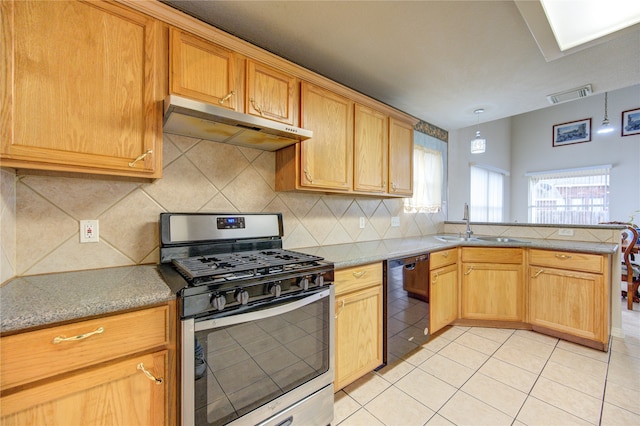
top-left (128, 149), bottom-right (153, 167)
top-left (531, 269), bottom-right (544, 278)
top-left (303, 169), bottom-right (313, 183)
top-left (335, 299), bottom-right (345, 319)
top-left (52, 326), bottom-right (104, 344)
top-left (554, 253), bottom-right (572, 260)
top-left (250, 98), bottom-right (264, 115)
top-left (137, 363), bottom-right (163, 385)
top-left (219, 90), bottom-right (236, 105)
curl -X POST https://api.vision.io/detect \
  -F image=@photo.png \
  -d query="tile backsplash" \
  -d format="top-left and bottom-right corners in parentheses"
top-left (0, 134), bottom-right (445, 280)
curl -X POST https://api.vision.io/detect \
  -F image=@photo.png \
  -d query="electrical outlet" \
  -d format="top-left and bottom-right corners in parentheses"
top-left (391, 216), bottom-right (400, 227)
top-left (558, 228), bottom-right (574, 236)
top-left (80, 220), bottom-right (99, 243)
top-left (359, 217), bottom-right (365, 229)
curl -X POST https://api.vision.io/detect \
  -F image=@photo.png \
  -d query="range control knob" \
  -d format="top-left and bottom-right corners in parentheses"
top-left (315, 274), bottom-right (325, 287)
top-left (211, 294), bottom-right (226, 311)
top-left (269, 282), bottom-right (282, 297)
top-left (299, 277), bottom-right (309, 291)
top-left (234, 289), bottom-right (249, 305)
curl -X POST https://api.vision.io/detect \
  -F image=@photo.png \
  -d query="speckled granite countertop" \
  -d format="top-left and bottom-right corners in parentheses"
top-left (296, 235), bottom-right (619, 269)
top-left (0, 236), bottom-right (618, 334)
top-left (0, 265), bottom-right (174, 334)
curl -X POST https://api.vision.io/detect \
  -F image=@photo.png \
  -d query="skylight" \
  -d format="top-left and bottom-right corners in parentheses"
top-left (541, 0), bottom-right (640, 51)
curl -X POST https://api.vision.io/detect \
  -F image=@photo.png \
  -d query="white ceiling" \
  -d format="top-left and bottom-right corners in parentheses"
top-left (162, 1), bottom-right (640, 130)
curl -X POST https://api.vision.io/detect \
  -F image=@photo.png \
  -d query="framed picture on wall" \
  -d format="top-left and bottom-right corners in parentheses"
top-left (552, 118), bottom-right (591, 147)
top-left (621, 108), bottom-right (640, 137)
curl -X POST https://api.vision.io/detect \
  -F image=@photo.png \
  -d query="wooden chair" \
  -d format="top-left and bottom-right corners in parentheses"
top-left (621, 226), bottom-right (640, 310)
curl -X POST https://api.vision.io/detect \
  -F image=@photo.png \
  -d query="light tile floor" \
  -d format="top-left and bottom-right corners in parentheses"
top-left (334, 299), bottom-right (640, 425)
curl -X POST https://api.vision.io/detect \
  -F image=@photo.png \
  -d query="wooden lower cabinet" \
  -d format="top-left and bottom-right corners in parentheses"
top-left (460, 248), bottom-right (524, 322)
top-left (0, 304), bottom-right (174, 425)
top-left (1, 351), bottom-right (167, 426)
top-left (528, 249), bottom-right (608, 347)
top-left (334, 263), bottom-right (383, 391)
top-left (429, 263), bottom-right (458, 334)
top-left (529, 267), bottom-right (604, 342)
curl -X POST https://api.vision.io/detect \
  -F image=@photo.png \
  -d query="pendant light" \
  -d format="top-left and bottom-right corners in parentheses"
top-left (470, 109), bottom-right (486, 154)
top-left (597, 92), bottom-right (614, 134)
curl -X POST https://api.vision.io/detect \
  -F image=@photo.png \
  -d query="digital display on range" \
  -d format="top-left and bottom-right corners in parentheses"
top-left (217, 217), bottom-right (245, 229)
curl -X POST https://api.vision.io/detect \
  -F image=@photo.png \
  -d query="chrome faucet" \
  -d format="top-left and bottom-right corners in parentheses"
top-left (463, 203), bottom-right (473, 239)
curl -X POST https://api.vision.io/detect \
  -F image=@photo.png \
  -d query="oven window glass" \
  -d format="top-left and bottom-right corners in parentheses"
top-left (194, 295), bottom-right (330, 425)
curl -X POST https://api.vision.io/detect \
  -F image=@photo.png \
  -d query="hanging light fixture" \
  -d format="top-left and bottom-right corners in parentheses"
top-left (597, 92), bottom-right (614, 134)
top-left (470, 109), bottom-right (486, 154)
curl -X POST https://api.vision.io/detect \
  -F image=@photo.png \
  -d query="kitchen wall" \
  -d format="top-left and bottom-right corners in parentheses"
top-left (0, 133), bottom-right (445, 282)
top-left (1, 168), bottom-right (16, 283)
top-left (448, 85), bottom-right (640, 223)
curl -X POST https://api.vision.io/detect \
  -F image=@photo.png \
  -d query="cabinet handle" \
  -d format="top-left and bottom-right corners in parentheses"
top-left (335, 300), bottom-right (345, 319)
top-left (249, 98), bottom-right (263, 115)
top-left (128, 149), bottom-right (153, 167)
top-left (137, 363), bottom-right (163, 385)
top-left (531, 269), bottom-right (544, 278)
top-left (352, 270), bottom-right (367, 278)
top-left (219, 90), bottom-right (235, 105)
top-left (52, 326), bottom-right (104, 344)
top-left (303, 168), bottom-right (313, 183)
top-left (554, 253), bottom-right (572, 260)
top-left (464, 266), bottom-right (474, 275)
top-left (391, 182), bottom-right (397, 191)
top-left (433, 272), bottom-right (439, 284)
top-left (441, 252), bottom-right (449, 258)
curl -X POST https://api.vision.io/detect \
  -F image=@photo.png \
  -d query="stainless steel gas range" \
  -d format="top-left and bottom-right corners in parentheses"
top-left (158, 213), bottom-right (335, 426)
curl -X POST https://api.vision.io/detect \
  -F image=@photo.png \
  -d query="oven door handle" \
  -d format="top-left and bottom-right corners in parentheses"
top-left (194, 287), bottom-right (333, 331)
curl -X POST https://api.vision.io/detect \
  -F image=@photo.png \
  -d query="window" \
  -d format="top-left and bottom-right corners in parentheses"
top-left (404, 132), bottom-right (446, 213)
top-left (470, 165), bottom-right (505, 222)
top-left (526, 165), bottom-right (610, 224)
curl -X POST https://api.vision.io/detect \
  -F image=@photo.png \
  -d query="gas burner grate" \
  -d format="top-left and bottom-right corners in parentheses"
top-left (172, 249), bottom-right (323, 284)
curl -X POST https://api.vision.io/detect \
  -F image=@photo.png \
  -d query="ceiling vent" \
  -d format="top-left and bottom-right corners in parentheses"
top-left (546, 84), bottom-right (592, 104)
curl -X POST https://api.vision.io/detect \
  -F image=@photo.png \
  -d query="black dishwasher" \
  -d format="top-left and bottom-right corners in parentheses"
top-left (384, 253), bottom-right (430, 364)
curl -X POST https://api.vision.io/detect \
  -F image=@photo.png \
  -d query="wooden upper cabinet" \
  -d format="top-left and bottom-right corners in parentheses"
top-left (0, 0), bottom-right (163, 178)
top-left (246, 60), bottom-right (298, 126)
top-left (170, 28), bottom-right (241, 111)
top-left (299, 82), bottom-right (353, 191)
top-left (388, 118), bottom-right (414, 196)
top-left (354, 104), bottom-right (388, 193)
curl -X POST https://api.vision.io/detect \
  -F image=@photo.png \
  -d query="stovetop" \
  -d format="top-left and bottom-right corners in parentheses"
top-left (173, 249), bottom-right (326, 285)
top-left (157, 213), bottom-right (334, 319)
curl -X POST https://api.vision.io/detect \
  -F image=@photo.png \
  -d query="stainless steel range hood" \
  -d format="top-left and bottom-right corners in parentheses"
top-left (163, 95), bottom-right (312, 151)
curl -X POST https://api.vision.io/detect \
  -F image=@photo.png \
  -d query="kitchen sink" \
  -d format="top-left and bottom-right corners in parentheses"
top-left (473, 236), bottom-right (530, 243)
top-left (433, 235), bottom-right (475, 242)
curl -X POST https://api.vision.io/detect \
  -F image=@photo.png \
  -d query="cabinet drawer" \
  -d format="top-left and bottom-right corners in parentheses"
top-left (529, 249), bottom-right (604, 274)
top-left (430, 248), bottom-right (458, 269)
top-left (461, 247), bottom-right (523, 264)
top-left (335, 262), bottom-right (382, 296)
top-left (1, 305), bottom-right (169, 391)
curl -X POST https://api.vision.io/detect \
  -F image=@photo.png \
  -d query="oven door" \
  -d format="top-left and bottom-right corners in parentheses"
top-left (182, 286), bottom-right (335, 426)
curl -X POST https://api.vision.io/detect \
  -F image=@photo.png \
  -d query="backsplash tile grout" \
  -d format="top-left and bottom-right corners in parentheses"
top-left (2, 135), bottom-right (444, 279)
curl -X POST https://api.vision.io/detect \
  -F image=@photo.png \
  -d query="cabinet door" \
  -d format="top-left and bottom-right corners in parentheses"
top-left (1, 351), bottom-right (167, 426)
top-left (388, 118), bottom-right (413, 196)
top-left (246, 60), bottom-right (298, 125)
top-left (1, 0), bottom-right (162, 178)
top-left (299, 82), bottom-right (353, 191)
top-left (430, 263), bottom-right (458, 334)
top-left (354, 104), bottom-right (388, 193)
top-left (529, 266), bottom-right (604, 342)
top-left (334, 285), bottom-right (383, 391)
top-left (170, 28), bottom-right (240, 111)
top-left (461, 263), bottom-right (524, 321)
